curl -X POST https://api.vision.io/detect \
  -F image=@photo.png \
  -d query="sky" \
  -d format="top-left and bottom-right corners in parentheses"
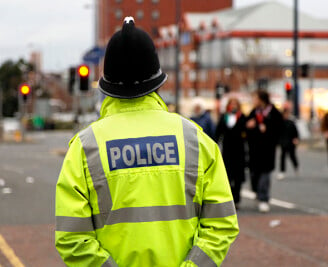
top-left (0, 0), bottom-right (328, 73)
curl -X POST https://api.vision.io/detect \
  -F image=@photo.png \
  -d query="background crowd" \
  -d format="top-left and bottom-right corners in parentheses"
top-left (190, 89), bottom-right (307, 213)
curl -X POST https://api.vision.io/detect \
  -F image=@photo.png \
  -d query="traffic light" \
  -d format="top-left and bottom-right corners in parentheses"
top-left (68, 67), bottom-right (76, 94)
top-left (19, 84), bottom-right (31, 102)
top-left (284, 81), bottom-right (292, 99)
top-left (78, 65), bottom-right (89, 91)
top-left (301, 63), bottom-right (310, 78)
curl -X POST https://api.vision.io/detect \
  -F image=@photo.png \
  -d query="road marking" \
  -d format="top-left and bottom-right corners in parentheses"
top-left (241, 189), bottom-right (296, 209)
top-left (2, 166), bottom-right (24, 175)
top-left (2, 187), bottom-right (12, 194)
top-left (0, 234), bottom-right (25, 267)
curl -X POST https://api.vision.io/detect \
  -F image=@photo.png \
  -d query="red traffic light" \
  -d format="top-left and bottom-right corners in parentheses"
top-left (78, 65), bottom-right (89, 77)
top-left (285, 82), bottom-right (292, 91)
top-left (20, 84), bottom-right (31, 95)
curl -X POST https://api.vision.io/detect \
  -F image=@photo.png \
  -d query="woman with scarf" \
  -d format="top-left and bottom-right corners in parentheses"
top-left (215, 97), bottom-right (246, 209)
top-left (246, 90), bottom-right (283, 213)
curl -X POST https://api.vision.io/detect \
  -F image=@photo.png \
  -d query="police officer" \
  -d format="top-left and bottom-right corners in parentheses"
top-left (55, 17), bottom-right (239, 267)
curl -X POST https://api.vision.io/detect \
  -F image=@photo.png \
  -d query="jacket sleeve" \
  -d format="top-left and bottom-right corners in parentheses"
top-left (181, 135), bottom-right (239, 267)
top-left (55, 136), bottom-right (117, 267)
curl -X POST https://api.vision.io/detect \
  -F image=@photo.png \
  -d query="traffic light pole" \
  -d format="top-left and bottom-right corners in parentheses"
top-left (0, 84), bottom-right (3, 141)
top-left (18, 92), bottom-right (25, 142)
top-left (293, 0), bottom-right (299, 118)
top-left (175, 0), bottom-right (181, 114)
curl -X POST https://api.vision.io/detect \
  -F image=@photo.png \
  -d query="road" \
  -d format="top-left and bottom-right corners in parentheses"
top-left (0, 131), bottom-right (327, 266)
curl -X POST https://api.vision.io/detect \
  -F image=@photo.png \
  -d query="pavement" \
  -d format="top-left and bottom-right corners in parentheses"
top-left (0, 215), bottom-right (327, 267)
top-left (223, 215), bottom-right (328, 267)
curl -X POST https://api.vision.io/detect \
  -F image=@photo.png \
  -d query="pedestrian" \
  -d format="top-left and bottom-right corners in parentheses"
top-left (55, 17), bottom-right (239, 267)
top-left (246, 90), bottom-right (283, 213)
top-left (190, 97), bottom-right (215, 139)
top-left (215, 97), bottom-right (246, 209)
top-left (277, 107), bottom-right (299, 179)
top-left (321, 111), bottom-right (328, 164)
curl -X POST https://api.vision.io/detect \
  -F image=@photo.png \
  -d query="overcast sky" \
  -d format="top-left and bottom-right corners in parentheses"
top-left (0, 0), bottom-right (327, 73)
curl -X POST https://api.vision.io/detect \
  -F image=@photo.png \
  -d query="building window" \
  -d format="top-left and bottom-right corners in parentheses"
top-left (189, 50), bottom-right (197, 63)
top-left (199, 70), bottom-right (208, 81)
top-left (136, 10), bottom-right (144, 19)
top-left (115, 9), bottom-right (123, 19)
top-left (151, 10), bottom-right (160, 20)
top-left (152, 0), bottom-right (159, 3)
top-left (189, 70), bottom-right (196, 82)
top-left (136, 0), bottom-right (143, 3)
top-left (115, 0), bottom-right (122, 3)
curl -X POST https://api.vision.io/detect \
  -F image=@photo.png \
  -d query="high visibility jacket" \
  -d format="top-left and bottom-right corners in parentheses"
top-left (55, 92), bottom-right (239, 267)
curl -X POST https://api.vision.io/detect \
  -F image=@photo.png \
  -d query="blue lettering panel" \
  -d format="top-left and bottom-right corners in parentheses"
top-left (106, 135), bottom-right (179, 171)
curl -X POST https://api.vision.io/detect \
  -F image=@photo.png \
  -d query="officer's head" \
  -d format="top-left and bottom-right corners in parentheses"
top-left (99, 17), bottom-right (167, 99)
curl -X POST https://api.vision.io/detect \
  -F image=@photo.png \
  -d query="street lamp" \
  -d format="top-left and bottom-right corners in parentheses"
top-left (175, 0), bottom-right (181, 114)
top-left (293, 0), bottom-right (299, 118)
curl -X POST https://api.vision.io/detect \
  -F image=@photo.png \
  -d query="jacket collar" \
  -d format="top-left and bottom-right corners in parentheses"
top-left (99, 92), bottom-right (168, 118)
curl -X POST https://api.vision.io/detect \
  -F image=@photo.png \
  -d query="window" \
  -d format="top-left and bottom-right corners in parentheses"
top-left (136, 10), bottom-right (144, 19)
top-left (115, 9), bottom-right (123, 19)
top-left (188, 50), bottom-right (197, 63)
top-left (189, 70), bottom-right (196, 82)
top-left (152, 0), bottom-right (159, 3)
top-left (115, 0), bottom-right (122, 3)
top-left (136, 0), bottom-right (143, 3)
top-left (151, 10), bottom-right (160, 20)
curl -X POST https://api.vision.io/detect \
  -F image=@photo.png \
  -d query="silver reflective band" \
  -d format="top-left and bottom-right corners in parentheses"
top-left (93, 203), bottom-right (201, 227)
top-left (182, 118), bottom-right (199, 207)
top-left (56, 216), bottom-right (94, 232)
top-left (56, 200), bottom-right (235, 232)
top-left (102, 256), bottom-right (118, 267)
top-left (56, 202), bottom-right (201, 232)
top-left (79, 127), bottom-right (113, 215)
top-left (186, 246), bottom-right (216, 267)
top-left (201, 200), bottom-right (236, 219)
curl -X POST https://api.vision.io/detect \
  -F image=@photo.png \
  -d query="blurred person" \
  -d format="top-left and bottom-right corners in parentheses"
top-left (246, 90), bottom-right (283, 213)
top-left (277, 107), bottom-right (299, 179)
top-left (215, 97), bottom-right (247, 209)
top-left (321, 111), bottom-right (328, 164)
top-left (190, 97), bottom-right (215, 139)
top-left (55, 17), bottom-right (239, 267)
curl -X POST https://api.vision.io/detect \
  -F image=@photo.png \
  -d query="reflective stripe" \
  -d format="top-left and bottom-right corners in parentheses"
top-left (182, 118), bottom-right (200, 217)
top-left (201, 200), bottom-right (236, 219)
top-left (79, 127), bottom-right (112, 218)
top-left (186, 246), bottom-right (216, 267)
top-left (56, 216), bottom-right (94, 232)
top-left (102, 256), bottom-right (118, 267)
top-left (93, 204), bottom-right (201, 227)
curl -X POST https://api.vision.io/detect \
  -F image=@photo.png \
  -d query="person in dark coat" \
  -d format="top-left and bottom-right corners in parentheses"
top-left (321, 111), bottom-right (328, 165)
top-left (215, 97), bottom-right (246, 208)
top-left (190, 97), bottom-right (215, 139)
top-left (246, 90), bottom-right (283, 212)
top-left (277, 107), bottom-right (299, 179)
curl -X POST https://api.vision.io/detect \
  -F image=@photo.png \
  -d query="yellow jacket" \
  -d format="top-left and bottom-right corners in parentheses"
top-left (55, 92), bottom-right (239, 267)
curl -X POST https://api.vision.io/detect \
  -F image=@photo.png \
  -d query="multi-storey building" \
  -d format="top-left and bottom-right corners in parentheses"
top-left (96, 0), bottom-right (232, 46)
top-left (156, 1), bottom-right (328, 118)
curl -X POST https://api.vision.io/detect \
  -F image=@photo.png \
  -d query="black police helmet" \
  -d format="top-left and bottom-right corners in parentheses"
top-left (99, 17), bottom-right (167, 99)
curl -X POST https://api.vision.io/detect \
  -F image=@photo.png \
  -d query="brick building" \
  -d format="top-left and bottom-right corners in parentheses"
top-left (96, 0), bottom-right (232, 46)
top-left (155, 1), bottom-right (328, 118)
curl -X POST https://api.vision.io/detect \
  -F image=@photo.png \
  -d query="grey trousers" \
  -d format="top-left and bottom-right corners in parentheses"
top-left (257, 172), bottom-right (271, 202)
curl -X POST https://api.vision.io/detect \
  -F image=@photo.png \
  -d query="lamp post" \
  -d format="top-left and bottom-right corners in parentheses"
top-left (293, 0), bottom-right (299, 118)
top-left (175, 0), bottom-right (181, 114)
